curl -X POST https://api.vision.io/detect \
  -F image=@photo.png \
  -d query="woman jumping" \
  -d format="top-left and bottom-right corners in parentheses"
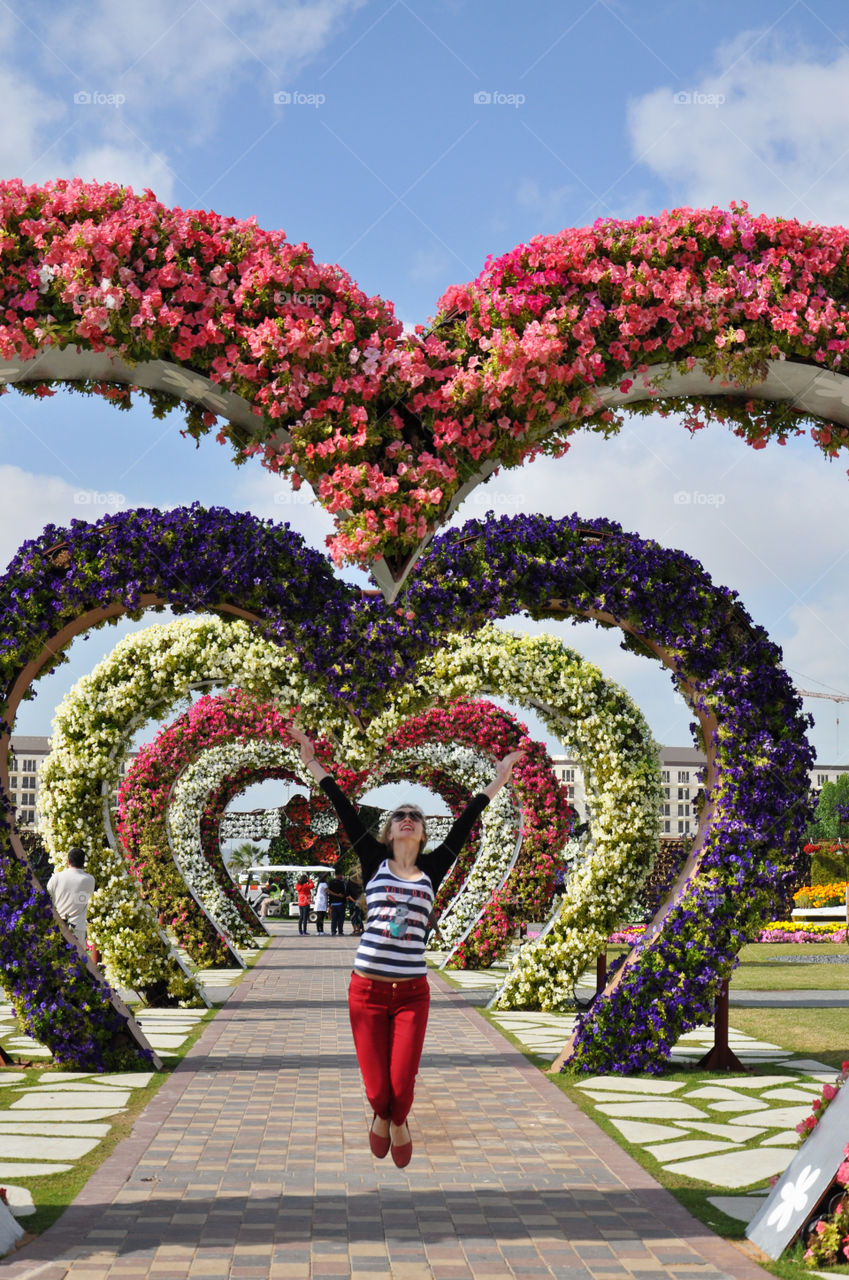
top-left (290, 726), bottom-right (522, 1167)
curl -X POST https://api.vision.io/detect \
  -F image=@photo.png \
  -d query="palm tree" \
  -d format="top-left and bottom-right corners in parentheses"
top-left (225, 842), bottom-right (265, 878)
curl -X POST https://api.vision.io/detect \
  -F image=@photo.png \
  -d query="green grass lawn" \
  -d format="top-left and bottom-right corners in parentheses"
top-left (732, 942), bottom-right (849, 990)
top-left (493, 940), bottom-right (849, 1280)
top-left (0, 1007), bottom-right (218, 1243)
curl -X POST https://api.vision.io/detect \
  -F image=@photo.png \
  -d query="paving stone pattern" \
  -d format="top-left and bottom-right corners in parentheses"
top-left (1, 935), bottom-right (771, 1279)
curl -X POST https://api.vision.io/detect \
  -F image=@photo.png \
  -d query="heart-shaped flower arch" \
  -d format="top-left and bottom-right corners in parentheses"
top-left (2, 181), bottom-right (849, 589)
top-left (43, 612), bottom-right (651, 995)
top-left (116, 689), bottom-right (573, 971)
top-left (1, 504), bottom-right (810, 1071)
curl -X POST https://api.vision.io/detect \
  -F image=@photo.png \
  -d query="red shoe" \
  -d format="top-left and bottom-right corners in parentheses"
top-left (369, 1116), bottom-right (390, 1159)
top-left (390, 1125), bottom-right (413, 1168)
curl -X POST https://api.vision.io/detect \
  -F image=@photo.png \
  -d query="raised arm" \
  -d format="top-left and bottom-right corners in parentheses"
top-left (289, 725), bottom-right (382, 877)
top-left (289, 725), bottom-right (329, 783)
top-left (425, 750), bottom-right (526, 892)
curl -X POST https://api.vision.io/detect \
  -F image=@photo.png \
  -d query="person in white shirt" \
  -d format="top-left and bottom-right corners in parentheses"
top-left (314, 875), bottom-right (329, 933)
top-left (46, 848), bottom-right (95, 946)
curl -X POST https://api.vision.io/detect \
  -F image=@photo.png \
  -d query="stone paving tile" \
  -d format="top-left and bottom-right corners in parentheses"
top-left (1, 938), bottom-right (775, 1280)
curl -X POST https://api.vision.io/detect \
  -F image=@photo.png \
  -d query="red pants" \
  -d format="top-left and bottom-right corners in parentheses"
top-left (348, 973), bottom-right (430, 1125)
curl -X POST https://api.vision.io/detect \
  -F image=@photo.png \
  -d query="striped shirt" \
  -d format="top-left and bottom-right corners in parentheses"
top-left (353, 861), bottom-right (434, 978)
top-left (318, 776), bottom-right (489, 980)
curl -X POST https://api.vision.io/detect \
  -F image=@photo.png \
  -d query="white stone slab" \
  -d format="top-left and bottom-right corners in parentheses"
top-left (15, 1082), bottom-right (126, 1094)
top-left (707, 1195), bottom-right (768, 1224)
top-left (736, 1105), bottom-right (811, 1129)
top-left (0, 1121), bottom-right (110, 1137)
top-left (708, 1098), bottom-right (769, 1113)
top-left (760, 1086), bottom-right (820, 1103)
top-left (608, 1119), bottom-right (688, 1144)
top-left (10, 1091), bottom-right (128, 1114)
top-left (575, 1076), bottom-right (683, 1094)
top-left (673, 1120), bottom-right (769, 1142)
top-left (135, 1008), bottom-right (205, 1019)
top-left (134, 1020), bottom-right (197, 1031)
top-left (760, 1133), bottom-right (799, 1147)
top-left (784, 1059), bottom-right (835, 1074)
top-left (578, 1088), bottom-right (675, 1104)
top-left (1, 1135), bottom-right (100, 1160)
top-left (5, 1043), bottom-right (50, 1056)
top-left (96, 1073), bottom-right (154, 1088)
top-left (0, 1074), bottom-right (26, 1085)
top-left (138, 1035), bottom-right (188, 1049)
top-left (664, 1146), bottom-right (795, 1188)
top-left (1, 1186), bottom-right (34, 1217)
top-left (33, 1072), bottom-right (92, 1083)
top-left (705, 1075), bottom-right (804, 1089)
top-left (11, 1087), bottom-right (131, 1105)
top-left (686, 1086), bottom-right (759, 1101)
top-left (594, 1100), bottom-right (707, 1121)
top-left (0, 1161), bottom-right (72, 1176)
top-left (650, 1138), bottom-right (739, 1161)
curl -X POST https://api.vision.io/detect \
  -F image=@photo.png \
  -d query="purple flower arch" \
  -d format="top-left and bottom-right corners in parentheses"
top-left (0, 504), bottom-right (812, 1071)
top-left (0, 506), bottom-right (349, 1067)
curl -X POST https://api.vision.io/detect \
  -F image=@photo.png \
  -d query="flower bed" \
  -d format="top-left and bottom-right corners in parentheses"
top-left (795, 881), bottom-right (849, 909)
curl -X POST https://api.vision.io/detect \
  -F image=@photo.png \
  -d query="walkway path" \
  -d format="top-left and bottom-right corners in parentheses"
top-left (1, 934), bottom-right (772, 1280)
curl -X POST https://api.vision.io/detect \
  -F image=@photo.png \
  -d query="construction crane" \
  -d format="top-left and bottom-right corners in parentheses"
top-left (796, 689), bottom-right (849, 759)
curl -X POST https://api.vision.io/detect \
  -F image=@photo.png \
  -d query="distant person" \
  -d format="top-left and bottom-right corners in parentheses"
top-left (327, 870), bottom-right (347, 935)
top-left (46, 848), bottom-right (95, 946)
top-left (256, 880), bottom-right (273, 918)
top-left (295, 873), bottom-right (314, 935)
top-left (314, 875), bottom-right (329, 934)
top-left (346, 877), bottom-right (365, 934)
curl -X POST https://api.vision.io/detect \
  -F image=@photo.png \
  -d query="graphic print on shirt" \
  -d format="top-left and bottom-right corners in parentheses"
top-left (376, 884), bottom-right (429, 941)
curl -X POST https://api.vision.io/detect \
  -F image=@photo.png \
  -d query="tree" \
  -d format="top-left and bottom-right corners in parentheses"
top-left (225, 842), bottom-right (265, 877)
top-left (805, 776), bottom-right (849, 885)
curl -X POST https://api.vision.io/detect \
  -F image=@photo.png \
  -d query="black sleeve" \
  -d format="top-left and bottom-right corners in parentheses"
top-left (420, 793), bottom-right (489, 894)
top-left (319, 776), bottom-right (384, 884)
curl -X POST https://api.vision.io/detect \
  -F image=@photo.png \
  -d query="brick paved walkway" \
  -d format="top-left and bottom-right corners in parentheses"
top-left (1, 934), bottom-right (771, 1280)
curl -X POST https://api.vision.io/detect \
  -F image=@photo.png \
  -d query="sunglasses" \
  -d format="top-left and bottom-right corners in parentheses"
top-left (392, 809), bottom-right (423, 823)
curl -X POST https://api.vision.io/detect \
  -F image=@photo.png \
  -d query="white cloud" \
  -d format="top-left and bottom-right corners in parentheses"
top-left (62, 142), bottom-right (176, 202)
top-left (628, 39), bottom-right (849, 222)
top-left (48, 1), bottom-right (365, 120)
top-left (0, 68), bottom-right (65, 180)
top-left (0, 464), bottom-right (130, 572)
top-left (0, 1), bottom-right (362, 200)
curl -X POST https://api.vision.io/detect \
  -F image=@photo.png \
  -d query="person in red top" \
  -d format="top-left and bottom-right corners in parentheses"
top-left (295, 873), bottom-right (315, 935)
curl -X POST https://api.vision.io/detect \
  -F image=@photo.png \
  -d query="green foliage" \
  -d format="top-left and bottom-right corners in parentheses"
top-left (809, 776), bottom-right (849, 844)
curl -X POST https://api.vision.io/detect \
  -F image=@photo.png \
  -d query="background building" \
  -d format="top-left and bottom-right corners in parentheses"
top-left (10, 735), bottom-right (849, 839)
top-left (552, 747), bottom-right (849, 835)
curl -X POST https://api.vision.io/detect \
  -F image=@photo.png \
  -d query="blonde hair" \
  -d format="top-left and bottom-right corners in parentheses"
top-left (379, 806), bottom-right (428, 856)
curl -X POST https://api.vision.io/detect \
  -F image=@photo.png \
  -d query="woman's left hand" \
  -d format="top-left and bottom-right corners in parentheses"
top-left (495, 750), bottom-right (525, 784)
top-left (483, 749), bottom-right (525, 799)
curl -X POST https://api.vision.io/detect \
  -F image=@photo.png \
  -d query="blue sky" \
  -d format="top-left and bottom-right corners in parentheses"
top-left (4, 0), bottom-right (849, 811)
